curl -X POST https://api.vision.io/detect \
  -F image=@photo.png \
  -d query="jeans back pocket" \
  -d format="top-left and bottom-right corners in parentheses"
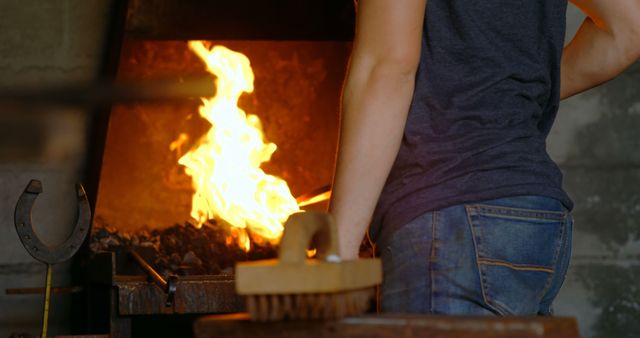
top-left (465, 202), bottom-right (566, 315)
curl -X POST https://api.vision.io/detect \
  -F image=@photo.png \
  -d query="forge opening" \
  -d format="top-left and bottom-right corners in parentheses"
top-left (91, 40), bottom-right (350, 274)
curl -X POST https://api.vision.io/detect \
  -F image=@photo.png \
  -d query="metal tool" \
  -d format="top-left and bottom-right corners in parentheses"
top-left (128, 249), bottom-right (178, 307)
top-left (296, 184), bottom-right (331, 207)
top-left (0, 78), bottom-right (215, 108)
top-left (14, 179), bottom-right (91, 338)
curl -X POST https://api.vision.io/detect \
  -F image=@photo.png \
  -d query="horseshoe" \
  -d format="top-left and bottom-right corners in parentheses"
top-left (14, 179), bottom-right (92, 264)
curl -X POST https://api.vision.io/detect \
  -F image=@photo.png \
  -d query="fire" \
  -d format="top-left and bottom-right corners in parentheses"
top-left (306, 248), bottom-right (317, 258)
top-left (176, 41), bottom-right (300, 251)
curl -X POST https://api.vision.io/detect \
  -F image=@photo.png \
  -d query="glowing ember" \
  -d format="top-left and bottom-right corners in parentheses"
top-left (176, 41), bottom-right (300, 251)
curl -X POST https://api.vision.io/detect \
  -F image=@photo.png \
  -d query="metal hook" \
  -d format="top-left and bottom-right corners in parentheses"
top-left (14, 179), bottom-right (92, 265)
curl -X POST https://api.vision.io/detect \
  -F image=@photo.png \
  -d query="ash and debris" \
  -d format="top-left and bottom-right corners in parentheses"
top-left (90, 220), bottom-right (278, 277)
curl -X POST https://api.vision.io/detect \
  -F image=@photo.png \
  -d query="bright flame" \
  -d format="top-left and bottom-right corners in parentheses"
top-left (306, 248), bottom-right (317, 258)
top-left (177, 41), bottom-right (300, 250)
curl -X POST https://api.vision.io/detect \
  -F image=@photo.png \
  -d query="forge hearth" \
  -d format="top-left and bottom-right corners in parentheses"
top-left (90, 221), bottom-right (278, 277)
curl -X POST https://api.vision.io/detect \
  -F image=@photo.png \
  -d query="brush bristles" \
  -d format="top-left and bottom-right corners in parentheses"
top-left (245, 288), bottom-right (374, 321)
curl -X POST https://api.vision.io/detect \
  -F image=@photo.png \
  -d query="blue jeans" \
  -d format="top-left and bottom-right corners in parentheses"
top-left (379, 195), bottom-right (572, 315)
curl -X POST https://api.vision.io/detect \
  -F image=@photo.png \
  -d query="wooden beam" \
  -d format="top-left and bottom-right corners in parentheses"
top-left (194, 313), bottom-right (581, 338)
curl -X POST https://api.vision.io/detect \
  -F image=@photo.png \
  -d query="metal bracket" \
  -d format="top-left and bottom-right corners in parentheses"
top-left (166, 275), bottom-right (178, 307)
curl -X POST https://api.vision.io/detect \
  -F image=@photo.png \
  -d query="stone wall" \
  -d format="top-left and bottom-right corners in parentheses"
top-left (552, 6), bottom-right (640, 338)
top-left (0, 0), bottom-right (110, 336)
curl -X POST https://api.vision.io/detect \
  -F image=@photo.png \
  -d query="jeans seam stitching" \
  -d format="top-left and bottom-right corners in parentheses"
top-left (492, 301), bottom-right (513, 316)
top-left (550, 215), bottom-right (572, 314)
top-left (470, 204), bottom-right (566, 220)
top-left (476, 258), bottom-right (555, 273)
top-left (471, 203), bottom-right (566, 215)
top-left (537, 216), bottom-right (567, 305)
top-left (473, 213), bottom-right (564, 222)
top-left (465, 206), bottom-right (506, 316)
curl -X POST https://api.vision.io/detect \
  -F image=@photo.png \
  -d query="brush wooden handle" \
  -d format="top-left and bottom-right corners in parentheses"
top-left (279, 212), bottom-right (339, 264)
top-left (237, 212), bottom-right (381, 295)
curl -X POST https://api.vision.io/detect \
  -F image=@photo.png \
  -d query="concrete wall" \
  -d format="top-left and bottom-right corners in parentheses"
top-left (0, 0), bottom-right (110, 336)
top-left (551, 6), bottom-right (640, 338)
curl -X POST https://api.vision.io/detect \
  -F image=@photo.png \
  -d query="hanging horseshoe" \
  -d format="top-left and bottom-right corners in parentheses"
top-left (14, 179), bottom-right (91, 264)
top-left (14, 179), bottom-right (92, 338)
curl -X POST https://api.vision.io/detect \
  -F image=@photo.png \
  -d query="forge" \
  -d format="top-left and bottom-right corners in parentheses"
top-left (72, 2), bottom-right (355, 337)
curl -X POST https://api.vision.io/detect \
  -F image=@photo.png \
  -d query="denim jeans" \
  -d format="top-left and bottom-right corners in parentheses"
top-left (379, 195), bottom-right (572, 315)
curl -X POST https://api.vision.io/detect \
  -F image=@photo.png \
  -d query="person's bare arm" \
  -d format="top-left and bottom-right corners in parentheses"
top-left (329, 0), bottom-right (426, 260)
top-left (561, 0), bottom-right (640, 99)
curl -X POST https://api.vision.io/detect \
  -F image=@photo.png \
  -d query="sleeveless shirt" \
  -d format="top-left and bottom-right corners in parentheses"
top-left (371, 0), bottom-right (573, 240)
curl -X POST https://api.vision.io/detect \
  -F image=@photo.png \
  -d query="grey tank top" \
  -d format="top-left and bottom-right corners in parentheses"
top-left (371, 0), bottom-right (573, 240)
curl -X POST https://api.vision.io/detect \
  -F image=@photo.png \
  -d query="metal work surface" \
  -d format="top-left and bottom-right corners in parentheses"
top-left (87, 252), bottom-right (243, 316)
top-left (194, 313), bottom-right (580, 338)
top-left (115, 274), bottom-right (242, 315)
